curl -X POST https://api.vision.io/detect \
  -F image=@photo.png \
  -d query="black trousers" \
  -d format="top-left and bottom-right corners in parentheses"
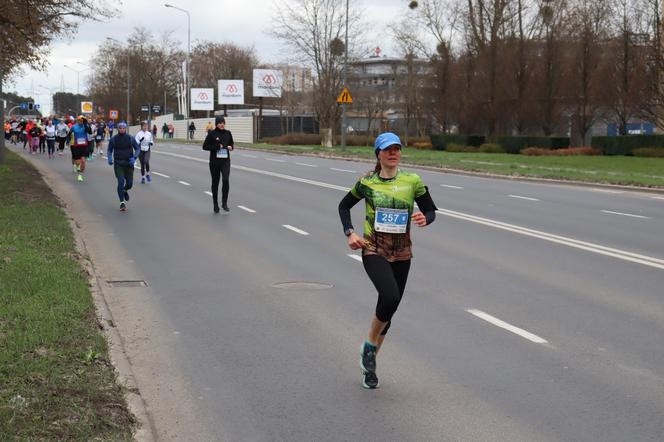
top-left (209, 159), bottom-right (230, 208)
top-left (362, 254), bottom-right (411, 335)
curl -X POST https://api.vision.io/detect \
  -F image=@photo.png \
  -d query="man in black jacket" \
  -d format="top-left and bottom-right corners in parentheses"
top-left (202, 116), bottom-right (234, 213)
top-left (107, 122), bottom-right (140, 211)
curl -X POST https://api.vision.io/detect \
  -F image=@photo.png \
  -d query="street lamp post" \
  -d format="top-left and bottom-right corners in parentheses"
top-left (165, 4), bottom-right (191, 138)
top-left (64, 64), bottom-right (89, 115)
top-left (341, 0), bottom-right (349, 150)
top-left (107, 38), bottom-right (131, 123)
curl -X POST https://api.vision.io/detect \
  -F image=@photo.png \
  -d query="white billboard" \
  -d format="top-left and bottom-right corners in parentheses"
top-left (191, 88), bottom-right (214, 110)
top-left (253, 69), bottom-right (283, 98)
top-left (218, 80), bottom-right (245, 105)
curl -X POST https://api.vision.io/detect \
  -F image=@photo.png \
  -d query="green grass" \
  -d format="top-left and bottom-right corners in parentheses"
top-left (0, 149), bottom-right (134, 440)
top-left (159, 138), bottom-right (664, 187)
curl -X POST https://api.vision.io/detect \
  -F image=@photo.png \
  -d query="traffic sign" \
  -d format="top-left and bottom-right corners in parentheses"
top-left (151, 105), bottom-right (161, 113)
top-left (81, 101), bottom-right (93, 114)
top-left (34, 104), bottom-right (40, 110)
top-left (109, 109), bottom-right (119, 120)
top-left (337, 87), bottom-right (353, 104)
top-left (140, 104), bottom-right (150, 112)
top-left (20, 102), bottom-right (27, 110)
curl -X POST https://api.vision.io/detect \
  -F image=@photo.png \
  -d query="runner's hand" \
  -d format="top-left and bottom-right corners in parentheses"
top-left (348, 232), bottom-right (366, 250)
top-left (229, 145), bottom-right (234, 151)
top-left (411, 212), bottom-right (427, 227)
top-left (107, 157), bottom-right (113, 166)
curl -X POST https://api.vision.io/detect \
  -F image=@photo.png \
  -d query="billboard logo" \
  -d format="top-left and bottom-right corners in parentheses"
top-left (197, 91), bottom-right (210, 100)
top-left (226, 84), bottom-right (238, 93)
top-left (263, 74), bottom-right (276, 84)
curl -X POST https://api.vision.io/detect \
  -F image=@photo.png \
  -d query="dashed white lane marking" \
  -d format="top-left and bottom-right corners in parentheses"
top-left (347, 254), bottom-right (362, 262)
top-left (241, 154), bottom-right (258, 158)
top-left (601, 210), bottom-right (650, 219)
top-left (331, 167), bottom-right (357, 173)
top-left (152, 172), bottom-right (170, 178)
top-left (441, 184), bottom-right (464, 189)
top-left (178, 180), bottom-right (191, 186)
top-left (508, 194), bottom-right (540, 201)
top-left (296, 162), bottom-right (318, 167)
top-left (467, 309), bottom-right (549, 344)
top-left (154, 150), bottom-right (664, 270)
top-left (237, 205), bottom-right (256, 213)
top-left (266, 158), bottom-right (286, 163)
top-left (204, 191), bottom-right (213, 196)
top-left (438, 209), bottom-right (664, 270)
top-left (650, 196), bottom-right (664, 200)
top-left (282, 224), bottom-right (309, 236)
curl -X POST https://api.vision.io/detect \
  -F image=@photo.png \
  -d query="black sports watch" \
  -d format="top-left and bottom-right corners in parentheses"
top-left (344, 228), bottom-right (354, 237)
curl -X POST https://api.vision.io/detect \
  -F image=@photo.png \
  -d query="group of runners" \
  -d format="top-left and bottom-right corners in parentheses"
top-left (4, 115), bottom-right (113, 162)
top-left (7, 114), bottom-right (436, 390)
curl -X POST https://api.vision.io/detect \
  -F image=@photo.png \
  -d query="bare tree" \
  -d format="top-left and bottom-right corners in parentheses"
top-left (90, 28), bottom-right (184, 123)
top-left (0, 0), bottom-right (115, 162)
top-left (271, 0), bottom-right (365, 144)
top-left (190, 41), bottom-right (258, 115)
top-left (564, 0), bottom-right (613, 145)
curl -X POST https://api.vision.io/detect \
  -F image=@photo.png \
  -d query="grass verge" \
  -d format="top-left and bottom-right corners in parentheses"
top-left (0, 149), bottom-right (135, 440)
top-left (158, 138), bottom-right (664, 188)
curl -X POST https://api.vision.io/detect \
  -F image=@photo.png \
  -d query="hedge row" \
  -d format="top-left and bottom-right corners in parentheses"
top-left (497, 136), bottom-right (570, 154)
top-left (591, 135), bottom-right (664, 155)
top-left (430, 134), bottom-right (486, 151)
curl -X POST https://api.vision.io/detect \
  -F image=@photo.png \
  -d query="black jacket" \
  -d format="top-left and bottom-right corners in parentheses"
top-left (108, 133), bottom-right (140, 166)
top-left (202, 128), bottom-right (234, 162)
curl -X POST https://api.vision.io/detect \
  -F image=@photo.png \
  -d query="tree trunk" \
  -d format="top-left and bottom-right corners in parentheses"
top-left (0, 73), bottom-right (5, 164)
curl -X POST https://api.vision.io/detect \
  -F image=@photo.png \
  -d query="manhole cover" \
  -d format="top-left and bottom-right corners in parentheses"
top-left (107, 280), bottom-right (148, 288)
top-left (271, 281), bottom-right (333, 290)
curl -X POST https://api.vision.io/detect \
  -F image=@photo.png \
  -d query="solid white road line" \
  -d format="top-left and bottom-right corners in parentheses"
top-left (152, 172), bottom-right (170, 178)
top-left (204, 191), bottom-right (213, 196)
top-left (331, 167), bottom-right (357, 173)
top-left (438, 208), bottom-right (664, 270)
top-left (651, 196), bottom-right (664, 200)
top-left (347, 254), bottom-right (363, 262)
top-left (237, 205), bottom-right (256, 213)
top-left (282, 224), bottom-right (309, 236)
top-left (601, 210), bottom-right (650, 219)
top-left (153, 150), bottom-right (664, 270)
top-left (441, 184), bottom-right (464, 189)
top-left (178, 180), bottom-right (191, 186)
top-left (241, 154), bottom-right (258, 158)
top-left (508, 194), bottom-right (540, 201)
top-left (467, 309), bottom-right (549, 344)
top-left (296, 162), bottom-right (317, 167)
top-left (266, 158), bottom-right (286, 163)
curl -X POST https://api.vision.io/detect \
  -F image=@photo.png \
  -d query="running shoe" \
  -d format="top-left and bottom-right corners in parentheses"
top-left (141, 177), bottom-right (145, 184)
top-left (362, 370), bottom-right (380, 389)
top-left (146, 174), bottom-right (151, 182)
top-left (222, 205), bottom-right (230, 212)
top-left (360, 341), bottom-right (377, 373)
top-left (124, 191), bottom-right (130, 201)
top-left (77, 174), bottom-right (84, 182)
top-left (120, 202), bottom-right (127, 211)
top-left (213, 205), bottom-right (220, 214)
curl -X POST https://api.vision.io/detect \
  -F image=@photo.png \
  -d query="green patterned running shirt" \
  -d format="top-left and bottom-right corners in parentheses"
top-left (350, 169), bottom-right (427, 262)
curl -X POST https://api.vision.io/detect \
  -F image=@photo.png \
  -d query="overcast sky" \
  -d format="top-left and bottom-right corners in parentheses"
top-left (8, 0), bottom-right (411, 114)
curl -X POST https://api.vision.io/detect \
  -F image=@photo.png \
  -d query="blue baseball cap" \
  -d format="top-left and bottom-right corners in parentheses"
top-left (117, 121), bottom-right (127, 128)
top-left (374, 132), bottom-right (402, 152)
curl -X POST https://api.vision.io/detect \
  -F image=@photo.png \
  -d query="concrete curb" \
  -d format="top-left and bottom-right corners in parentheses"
top-left (16, 151), bottom-right (156, 442)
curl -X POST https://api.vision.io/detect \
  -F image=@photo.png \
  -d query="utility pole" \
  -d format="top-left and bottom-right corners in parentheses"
top-left (340, 0), bottom-right (349, 150)
top-left (165, 4), bottom-right (191, 137)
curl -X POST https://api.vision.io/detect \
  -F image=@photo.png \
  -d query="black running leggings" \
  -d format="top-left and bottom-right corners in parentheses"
top-left (139, 150), bottom-right (151, 176)
top-left (209, 159), bottom-right (230, 207)
top-left (362, 254), bottom-right (411, 335)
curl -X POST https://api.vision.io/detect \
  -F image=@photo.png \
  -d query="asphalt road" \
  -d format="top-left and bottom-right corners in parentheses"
top-left (16, 142), bottom-right (664, 441)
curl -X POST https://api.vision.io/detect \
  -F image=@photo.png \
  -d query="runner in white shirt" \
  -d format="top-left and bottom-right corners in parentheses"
top-left (135, 121), bottom-right (154, 183)
top-left (45, 121), bottom-right (57, 158)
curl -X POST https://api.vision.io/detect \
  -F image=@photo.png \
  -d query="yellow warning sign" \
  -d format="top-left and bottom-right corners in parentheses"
top-left (337, 87), bottom-right (353, 104)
